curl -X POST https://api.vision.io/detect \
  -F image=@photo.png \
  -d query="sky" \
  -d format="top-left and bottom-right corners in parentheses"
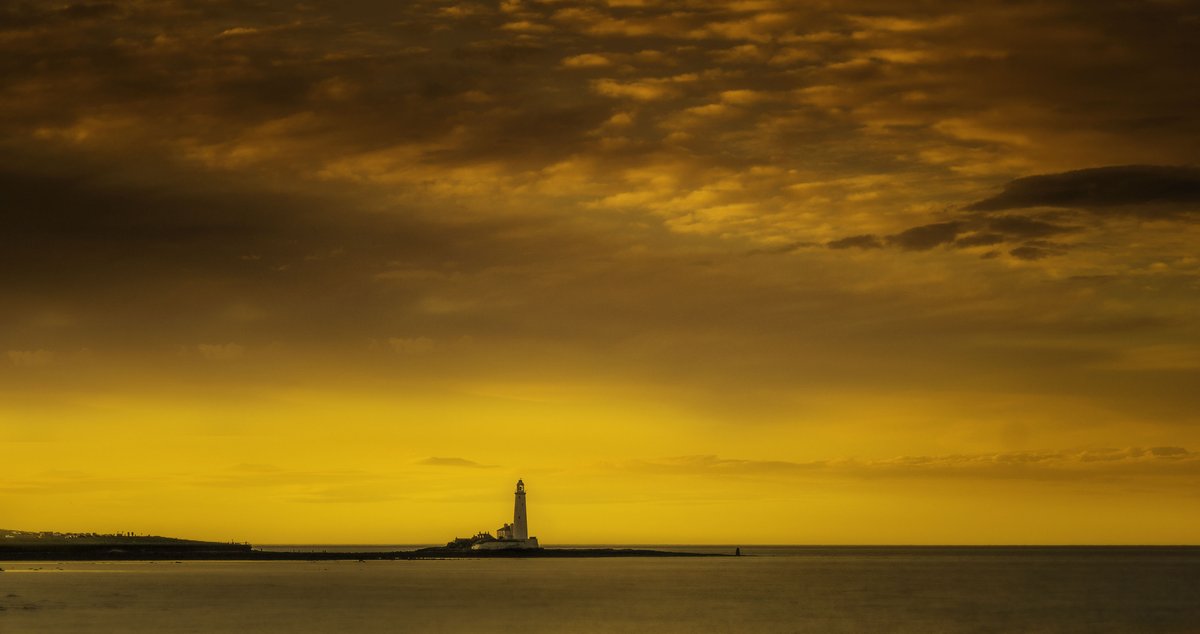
top-left (2, 0), bottom-right (1199, 545)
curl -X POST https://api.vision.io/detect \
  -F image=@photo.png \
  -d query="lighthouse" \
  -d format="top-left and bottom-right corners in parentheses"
top-left (513, 479), bottom-right (529, 540)
top-left (469, 479), bottom-right (540, 550)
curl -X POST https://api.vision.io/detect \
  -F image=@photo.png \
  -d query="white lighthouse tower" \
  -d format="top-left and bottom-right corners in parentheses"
top-left (513, 479), bottom-right (529, 540)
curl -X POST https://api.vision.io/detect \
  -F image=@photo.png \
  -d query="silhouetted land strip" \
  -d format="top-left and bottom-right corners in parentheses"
top-left (0, 529), bottom-right (719, 560)
top-left (6, 543), bottom-right (1197, 561)
top-left (7, 530), bottom-right (1192, 561)
top-left (751, 545), bottom-right (1200, 556)
top-left (0, 529), bottom-right (251, 560)
top-left (0, 545), bottom-right (720, 561)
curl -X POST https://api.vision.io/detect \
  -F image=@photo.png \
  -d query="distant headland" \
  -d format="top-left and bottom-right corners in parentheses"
top-left (0, 528), bottom-right (254, 560)
top-left (1, 481), bottom-right (722, 561)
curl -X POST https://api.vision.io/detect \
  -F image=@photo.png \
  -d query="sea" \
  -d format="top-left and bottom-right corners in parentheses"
top-left (2, 546), bottom-right (1197, 632)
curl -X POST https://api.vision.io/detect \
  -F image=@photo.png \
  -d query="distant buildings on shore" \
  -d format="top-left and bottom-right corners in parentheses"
top-left (2, 529), bottom-right (142, 541)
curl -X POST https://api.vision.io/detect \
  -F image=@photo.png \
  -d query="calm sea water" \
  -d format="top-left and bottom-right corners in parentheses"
top-left (2, 547), bottom-right (1197, 632)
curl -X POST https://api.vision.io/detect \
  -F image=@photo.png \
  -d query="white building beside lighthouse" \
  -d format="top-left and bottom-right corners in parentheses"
top-left (471, 480), bottom-right (540, 550)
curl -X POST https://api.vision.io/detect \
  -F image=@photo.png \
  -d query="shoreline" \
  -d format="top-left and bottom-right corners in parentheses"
top-left (4, 544), bottom-right (1198, 562)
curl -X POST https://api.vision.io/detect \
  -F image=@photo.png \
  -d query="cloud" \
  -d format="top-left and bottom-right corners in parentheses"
top-left (3, 0), bottom-right (1200, 463)
top-left (966, 165), bottom-right (1200, 212)
top-left (985, 216), bottom-right (1077, 238)
top-left (591, 77), bottom-right (685, 101)
top-left (887, 221), bottom-right (962, 251)
top-left (1009, 244), bottom-right (1061, 261)
top-left (953, 232), bottom-right (1006, 248)
top-left (217, 27), bottom-right (264, 39)
top-left (0, 2), bottom-right (119, 27)
top-left (561, 53), bottom-right (613, 68)
top-left (827, 234), bottom-right (882, 250)
top-left (829, 214), bottom-right (1078, 257)
top-left (418, 457), bottom-right (497, 469)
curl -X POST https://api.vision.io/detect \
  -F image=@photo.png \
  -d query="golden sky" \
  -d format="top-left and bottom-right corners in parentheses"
top-left (2, 0), bottom-right (1199, 544)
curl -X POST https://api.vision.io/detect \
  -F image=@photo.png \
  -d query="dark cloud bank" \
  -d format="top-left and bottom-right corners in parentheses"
top-left (966, 165), bottom-right (1200, 213)
top-left (829, 165), bottom-right (1200, 259)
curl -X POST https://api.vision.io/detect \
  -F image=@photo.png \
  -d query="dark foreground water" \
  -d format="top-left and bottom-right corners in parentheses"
top-left (2, 547), bottom-right (1198, 632)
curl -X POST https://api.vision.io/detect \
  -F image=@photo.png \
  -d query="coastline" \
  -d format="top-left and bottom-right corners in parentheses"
top-left (5, 544), bottom-right (1197, 562)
